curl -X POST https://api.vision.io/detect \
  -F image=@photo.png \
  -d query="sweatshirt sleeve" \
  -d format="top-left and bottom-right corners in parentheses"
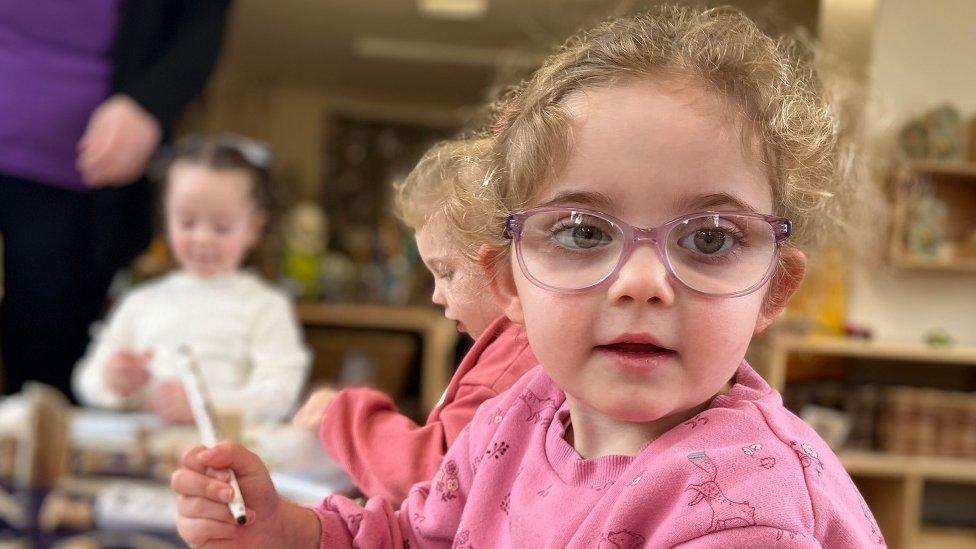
top-left (674, 526), bottom-right (822, 548)
top-left (72, 292), bottom-right (144, 408)
top-left (310, 416), bottom-right (480, 548)
top-left (117, 0), bottom-right (231, 130)
top-left (213, 294), bottom-right (310, 422)
top-left (319, 382), bottom-right (495, 503)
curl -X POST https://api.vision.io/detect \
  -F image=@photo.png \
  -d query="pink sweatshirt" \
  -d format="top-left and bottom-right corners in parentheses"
top-left (319, 316), bottom-right (538, 503)
top-left (312, 362), bottom-right (885, 548)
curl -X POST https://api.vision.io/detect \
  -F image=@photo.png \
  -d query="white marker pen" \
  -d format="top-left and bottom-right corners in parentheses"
top-left (177, 346), bottom-right (248, 525)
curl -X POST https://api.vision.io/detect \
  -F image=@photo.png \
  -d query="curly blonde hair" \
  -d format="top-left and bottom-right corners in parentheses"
top-left (394, 138), bottom-right (493, 231)
top-left (447, 5), bottom-right (855, 268)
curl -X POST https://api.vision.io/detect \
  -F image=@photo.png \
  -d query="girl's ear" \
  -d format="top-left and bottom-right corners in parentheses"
top-left (755, 247), bottom-right (806, 334)
top-left (478, 245), bottom-right (525, 325)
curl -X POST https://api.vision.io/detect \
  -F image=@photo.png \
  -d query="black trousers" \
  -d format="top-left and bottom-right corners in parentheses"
top-left (0, 172), bottom-right (153, 399)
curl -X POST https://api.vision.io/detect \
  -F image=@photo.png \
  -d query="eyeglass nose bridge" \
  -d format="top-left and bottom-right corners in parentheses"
top-left (618, 225), bottom-right (671, 267)
top-left (631, 225), bottom-right (665, 243)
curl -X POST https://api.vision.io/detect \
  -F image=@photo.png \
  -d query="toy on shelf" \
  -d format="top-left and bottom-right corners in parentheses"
top-left (879, 387), bottom-right (976, 458)
top-left (924, 105), bottom-right (964, 160)
top-left (898, 104), bottom-right (964, 160)
top-left (781, 246), bottom-right (848, 336)
top-left (281, 202), bottom-right (330, 300)
top-left (905, 181), bottom-right (950, 260)
top-left (38, 491), bottom-right (95, 532)
top-left (924, 328), bottom-right (954, 347)
top-left (782, 382), bottom-right (880, 451)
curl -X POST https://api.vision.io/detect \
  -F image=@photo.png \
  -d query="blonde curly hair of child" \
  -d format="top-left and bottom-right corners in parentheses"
top-left (394, 138), bottom-right (493, 232)
top-left (446, 5), bottom-right (865, 272)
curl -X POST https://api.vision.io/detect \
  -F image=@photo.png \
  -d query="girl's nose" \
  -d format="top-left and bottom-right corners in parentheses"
top-left (431, 284), bottom-right (447, 308)
top-left (605, 246), bottom-right (675, 306)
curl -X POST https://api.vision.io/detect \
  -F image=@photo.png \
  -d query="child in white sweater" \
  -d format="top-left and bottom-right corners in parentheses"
top-left (73, 134), bottom-right (310, 423)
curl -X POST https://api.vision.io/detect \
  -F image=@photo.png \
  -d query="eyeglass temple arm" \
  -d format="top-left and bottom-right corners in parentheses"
top-left (504, 215), bottom-right (518, 239)
top-left (774, 218), bottom-right (792, 243)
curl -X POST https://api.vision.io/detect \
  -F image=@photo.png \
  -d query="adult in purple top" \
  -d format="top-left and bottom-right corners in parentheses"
top-left (0, 1), bottom-right (231, 398)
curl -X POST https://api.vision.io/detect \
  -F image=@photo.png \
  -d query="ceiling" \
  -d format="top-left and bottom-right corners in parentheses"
top-left (217, 0), bottom-right (820, 106)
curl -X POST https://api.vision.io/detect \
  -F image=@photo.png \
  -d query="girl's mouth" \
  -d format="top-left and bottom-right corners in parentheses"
top-left (595, 340), bottom-right (675, 369)
top-left (597, 342), bottom-right (670, 354)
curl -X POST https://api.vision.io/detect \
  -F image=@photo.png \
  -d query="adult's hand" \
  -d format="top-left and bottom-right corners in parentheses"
top-left (77, 94), bottom-right (162, 187)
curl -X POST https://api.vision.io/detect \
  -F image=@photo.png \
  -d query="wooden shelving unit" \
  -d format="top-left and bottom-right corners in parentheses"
top-left (296, 302), bottom-right (459, 413)
top-left (889, 161), bottom-right (976, 272)
top-left (840, 451), bottom-right (976, 484)
top-left (766, 335), bottom-right (976, 549)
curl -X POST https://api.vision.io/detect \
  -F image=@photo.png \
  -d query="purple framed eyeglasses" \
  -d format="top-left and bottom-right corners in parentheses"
top-left (504, 207), bottom-right (792, 298)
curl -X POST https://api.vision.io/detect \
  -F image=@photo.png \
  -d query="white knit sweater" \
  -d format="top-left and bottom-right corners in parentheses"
top-left (73, 271), bottom-right (310, 422)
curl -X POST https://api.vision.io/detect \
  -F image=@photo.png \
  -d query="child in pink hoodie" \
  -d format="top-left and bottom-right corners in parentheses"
top-left (172, 7), bottom-right (884, 547)
top-left (291, 139), bottom-right (537, 503)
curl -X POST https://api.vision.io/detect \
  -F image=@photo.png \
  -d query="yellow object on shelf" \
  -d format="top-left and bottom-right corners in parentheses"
top-left (785, 245), bottom-right (847, 335)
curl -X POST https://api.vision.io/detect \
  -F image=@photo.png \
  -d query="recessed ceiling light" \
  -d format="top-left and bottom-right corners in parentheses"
top-left (417, 0), bottom-right (489, 21)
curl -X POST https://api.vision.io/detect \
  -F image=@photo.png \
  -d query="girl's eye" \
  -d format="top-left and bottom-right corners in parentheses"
top-left (552, 223), bottom-right (612, 250)
top-left (214, 225), bottom-right (232, 235)
top-left (437, 270), bottom-right (454, 281)
top-left (179, 219), bottom-right (195, 230)
top-left (677, 226), bottom-right (738, 255)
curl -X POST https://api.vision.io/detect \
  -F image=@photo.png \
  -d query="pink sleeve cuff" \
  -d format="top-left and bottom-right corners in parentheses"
top-left (308, 503), bottom-right (354, 549)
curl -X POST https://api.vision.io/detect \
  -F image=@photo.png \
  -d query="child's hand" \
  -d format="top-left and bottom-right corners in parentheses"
top-left (105, 349), bottom-right (153, 397)
top-left (149, 380), bottom-right (194, 424)
top-left (172, 443), bottom-right (321, 548)
top-left (291, 387), bottom-right (339, 431)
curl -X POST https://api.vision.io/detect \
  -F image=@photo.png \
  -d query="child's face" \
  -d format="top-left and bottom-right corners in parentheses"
top-left (165, 162), bottom-right (264, 278)
top-left (504, 79), bottom-right (797, 423)
top-left (416, 218), bottom-right (501, 338)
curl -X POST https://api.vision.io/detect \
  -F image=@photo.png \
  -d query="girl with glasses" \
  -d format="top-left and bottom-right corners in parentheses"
top-left (171, 7), bottom-right (882, 547)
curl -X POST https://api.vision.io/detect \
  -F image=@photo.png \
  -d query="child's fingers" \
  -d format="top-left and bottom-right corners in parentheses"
top-left (180, 446), bottom-right (214, 474)
top-left (205, 467), bottom-right (232, 483)
top-left (170, 467), bottom-right (234, 503)
top-left (177, 495), bottom-right (239, 524)
top-left (122, 365), bottom-right (150, 385)
top-left (177, 516), bottom-right (239, 548)
top-left (194, 442), bottom-right (269, 478)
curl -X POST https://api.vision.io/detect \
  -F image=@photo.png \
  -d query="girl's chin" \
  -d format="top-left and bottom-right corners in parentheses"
top-left (184, 264), bottom-right (228, 278)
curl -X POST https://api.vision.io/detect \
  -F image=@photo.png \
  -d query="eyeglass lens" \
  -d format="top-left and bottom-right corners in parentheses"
top-left (516, 210), bottom-right (778, 295)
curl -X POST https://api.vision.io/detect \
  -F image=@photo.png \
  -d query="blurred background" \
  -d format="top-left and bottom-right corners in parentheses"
top-left (0, 1), bottom-right (974, 547)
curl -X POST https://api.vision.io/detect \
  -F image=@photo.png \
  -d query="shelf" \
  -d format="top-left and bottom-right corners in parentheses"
top-left (906, 160), bottom-right (976, 179)
top-left (889, 161), bottom-right (976, 275)
top-left (296, 302), bottom-right (460, 413)
top-left (767, 333), bottom-right (976, 548)
top-left (771, 335), bottom-right (976, 367)
top-left (890, 254), bottom-right (976, 274)
top-left (840, 451), bottom-right (976, 484)
top-left (916, 526), bottom-right (976, 549)
top-left (296, 301), bottom-right (448, 332)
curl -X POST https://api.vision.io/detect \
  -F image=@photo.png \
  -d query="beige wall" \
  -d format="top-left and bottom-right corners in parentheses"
top-left (847, 0), bottom-right (976, 345)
